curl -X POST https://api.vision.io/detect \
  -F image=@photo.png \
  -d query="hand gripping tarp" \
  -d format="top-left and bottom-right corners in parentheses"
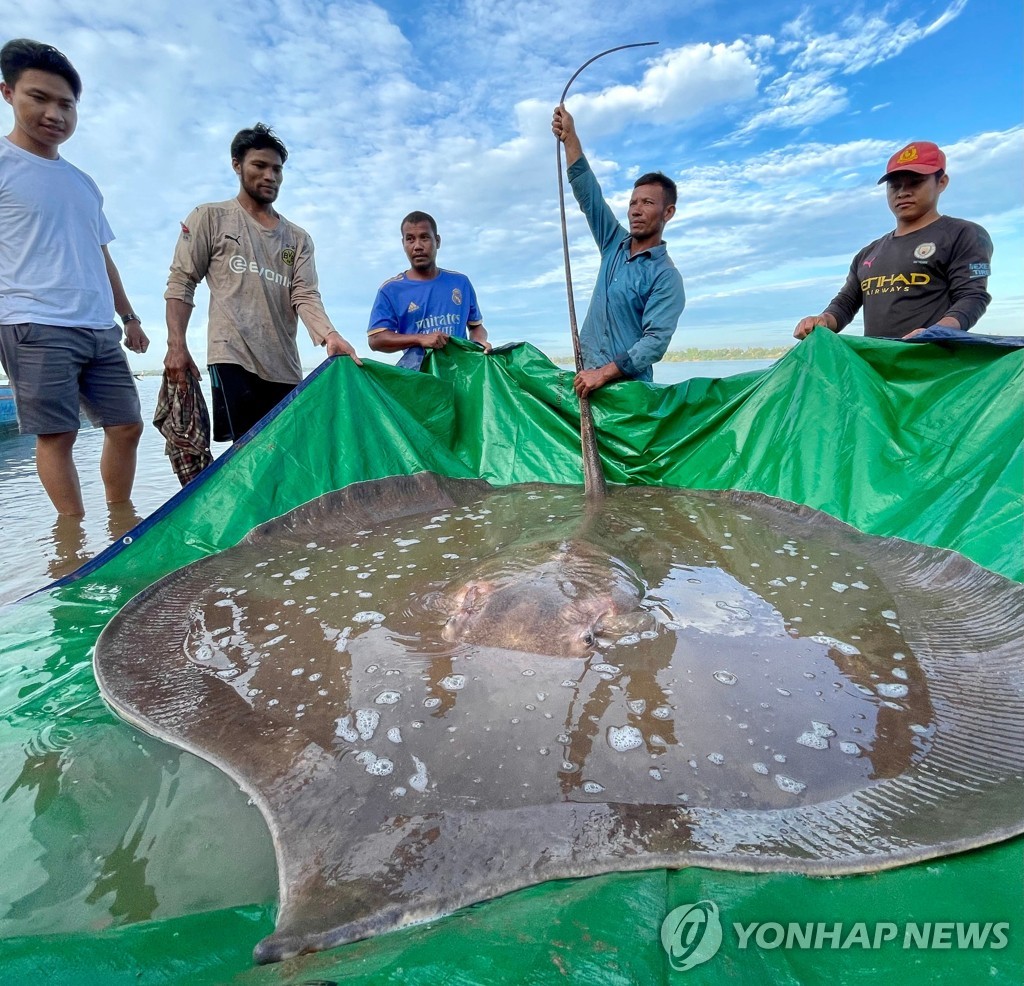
top-left (0, 330), bottom-right (1020, 985)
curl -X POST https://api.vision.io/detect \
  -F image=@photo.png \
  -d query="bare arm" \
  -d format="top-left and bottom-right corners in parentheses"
top-left (574, 362), bottom-right (622, 398)
top-left (552, 105), bottom-right (583, 167)
top-left (793, 312), bottom-right (839, 340)
top-left (102, 246), bottom-right (149, 354)
top-left (469, 323), bottom-right (491, 352)
top-left (164, 298), bottom-right (200, 386)
top-left (368, 329), bottom-right (451, 353)
top-left (323, 330), bottom-right (363, 363)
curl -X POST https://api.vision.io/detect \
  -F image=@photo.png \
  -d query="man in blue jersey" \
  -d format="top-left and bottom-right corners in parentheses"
top-left (367, 211), bottom-right (489, 370)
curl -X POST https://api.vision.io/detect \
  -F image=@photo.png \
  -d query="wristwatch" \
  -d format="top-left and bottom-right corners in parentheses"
top-left (119, 311), bottom-right (141, 325)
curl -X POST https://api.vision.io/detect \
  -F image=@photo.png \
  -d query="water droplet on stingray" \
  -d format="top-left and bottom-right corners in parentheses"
top-left (877, 683), bottom-right (909, 699)
top-left (772, 771), bottom-right (809, 797)
top-left (375, 691), bottom-right (401, 705)
top-left (707, 753), bottom-right (725, 765)
top-left (652, 706), bottom-right (672, 719)
top-left (809, 634), bottom-right (861, 656)
top-left (839, 742), bottom-right (861, 755)
top-left (592, 663), bottom-right (620, 676)
top-left (582, 781), bottom-right (605, 794)
top-left (892, 667), bottom-right (908, 680)
top-left (335, 715), bottom-right (359, 743)
top-left (627, 699), bottom-right (647, 714)
top-left (797, 731), bottom-right (830, 751)
top-left (387, 727), bottom-right (402, 744)
top-left (649, 768), bottom-right (663, 781)
top-left (355, 709), bottom-right (380, 740)
top-left (713, 670), bottom-right (738, 686)
top-left (353, 611), bottom-right (385, 624)
top-left (439, 674), bottom-right (466, 691)
top-left (408, 756), bottom-right (428, 792)
top-left (776, 688), bottom-right (791, 697)
top-left (423, 697), bottom-right (441, 709)
top-left (752, 762), bottom-right (769, 775)
top-left (606, 725), bottom-right (643, 752)
top-left (521, 669), bottom-right (536, 677)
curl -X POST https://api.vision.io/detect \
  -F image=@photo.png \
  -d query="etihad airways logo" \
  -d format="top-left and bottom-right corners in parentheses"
top-left (861, 271), bottom-right (931, 295)
top-left (228, 254), bottom-right (292, 288)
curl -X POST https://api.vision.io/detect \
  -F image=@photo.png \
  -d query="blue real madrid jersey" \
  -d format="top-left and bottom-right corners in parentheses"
top-left (367, 269), bottom-right (482, 370)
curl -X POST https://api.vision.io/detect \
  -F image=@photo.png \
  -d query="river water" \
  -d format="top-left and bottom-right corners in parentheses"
top-left (0, 358), bottom-right (773, 606)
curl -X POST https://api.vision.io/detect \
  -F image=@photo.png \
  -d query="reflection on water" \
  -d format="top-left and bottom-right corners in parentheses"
top-left (0, 364), bottom-right (774, 606)
top-left (27, 477), bottom-right (1022, 950)
top-left (0, 377), bottom-right (229, 605)
top-left (93, 477), bottom-right (1024, 958)
top-left (164, 485), bottom-right (932, 809)
top-left (45, 504), bottom-right (144, 582)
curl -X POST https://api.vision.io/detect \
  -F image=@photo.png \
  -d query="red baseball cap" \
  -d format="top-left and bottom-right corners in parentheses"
top-left (877, 141), bottom-right (947, 184)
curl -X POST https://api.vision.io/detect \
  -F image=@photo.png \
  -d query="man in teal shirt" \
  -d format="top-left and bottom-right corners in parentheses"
top-left (552, 105), bottom-right (685, 397)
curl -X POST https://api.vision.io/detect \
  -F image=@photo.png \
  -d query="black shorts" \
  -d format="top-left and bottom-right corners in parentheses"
top-left (208, 363), bottom-right (295, 442)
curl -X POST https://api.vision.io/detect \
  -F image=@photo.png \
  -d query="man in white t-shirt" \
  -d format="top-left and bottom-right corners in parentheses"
top-left (0, 38), bottom-right (148, 516)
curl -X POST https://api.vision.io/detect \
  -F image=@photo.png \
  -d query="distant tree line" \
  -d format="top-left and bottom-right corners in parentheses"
top-left (660, 346), bottom-right (793, 362)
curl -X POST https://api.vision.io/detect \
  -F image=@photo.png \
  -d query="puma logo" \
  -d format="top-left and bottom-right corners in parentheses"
top-left (225, 234), bottom-right (241, 245)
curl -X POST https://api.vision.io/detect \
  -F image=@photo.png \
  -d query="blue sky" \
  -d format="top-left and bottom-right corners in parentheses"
top-left (5, 0), bottom-right (1022, 371)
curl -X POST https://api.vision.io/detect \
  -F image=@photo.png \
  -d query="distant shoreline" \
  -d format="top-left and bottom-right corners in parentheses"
top-left (552, 346), bottom-right (791, 364)
top-left (96, 345), bottom-right (794, 379)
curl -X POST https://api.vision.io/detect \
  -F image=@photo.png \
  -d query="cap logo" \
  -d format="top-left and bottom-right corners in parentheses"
top-left (897, 146), bottom-right (920, 164)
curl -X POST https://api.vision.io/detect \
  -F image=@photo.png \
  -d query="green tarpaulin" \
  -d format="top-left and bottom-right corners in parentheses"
top-left (1, 330), bottom-right (1021, 984)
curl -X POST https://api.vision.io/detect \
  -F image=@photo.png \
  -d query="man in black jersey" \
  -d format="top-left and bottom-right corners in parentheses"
top-left (794, 141), bottom-right (992, 341)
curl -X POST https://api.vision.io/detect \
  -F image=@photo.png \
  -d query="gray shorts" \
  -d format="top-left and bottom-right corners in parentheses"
top-left (0, 323), bottom-right (143, 435)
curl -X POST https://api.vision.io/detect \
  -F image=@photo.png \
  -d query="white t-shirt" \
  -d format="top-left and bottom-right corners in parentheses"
top-left (0, 137), bottom-right (116, 328)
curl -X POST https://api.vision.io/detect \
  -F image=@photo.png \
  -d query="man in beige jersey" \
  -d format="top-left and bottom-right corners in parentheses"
top-left (163, 122), bottom-right (359, 441)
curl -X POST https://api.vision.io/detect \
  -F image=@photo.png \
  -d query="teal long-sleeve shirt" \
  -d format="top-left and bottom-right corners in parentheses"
top-left (567, 154), bottom-right (685, 381)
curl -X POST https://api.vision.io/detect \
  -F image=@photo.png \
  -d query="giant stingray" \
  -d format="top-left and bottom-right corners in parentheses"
top-left (94, 472), bottom-right (1024, 963)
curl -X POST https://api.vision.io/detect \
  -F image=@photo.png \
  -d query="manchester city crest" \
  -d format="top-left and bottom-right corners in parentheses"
top-left (914, 242), bottom-right (936, 260)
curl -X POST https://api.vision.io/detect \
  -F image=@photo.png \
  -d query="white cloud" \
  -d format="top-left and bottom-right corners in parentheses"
top-left (3, 0), bottom-right (1019, 372)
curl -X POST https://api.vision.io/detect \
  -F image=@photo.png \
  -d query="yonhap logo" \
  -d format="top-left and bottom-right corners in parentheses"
top-left (660, 900), bottom-right (723, 972)
top-left (658, 898), bottom-right (1010, 972)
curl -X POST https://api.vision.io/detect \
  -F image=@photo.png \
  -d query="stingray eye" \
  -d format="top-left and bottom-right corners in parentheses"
top-left (582, 631), bottom-right (595, 648)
